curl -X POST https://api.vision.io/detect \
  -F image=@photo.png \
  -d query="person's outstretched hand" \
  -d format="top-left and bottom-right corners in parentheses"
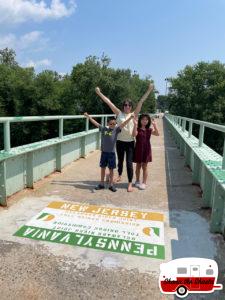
top-left (84, 112), bottom-right (89, 117)
top-left (95, 87), bottom-right (101, 94)
top-left (151, 119), bottom-right (156, 127)
top-left (133, 116), bottom-right (138, 126)
top-left (148, 83), bottom-right (154, 92)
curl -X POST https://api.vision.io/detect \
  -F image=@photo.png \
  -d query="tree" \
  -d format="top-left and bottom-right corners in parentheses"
top-left (0, 48), bottom-right (18, 67)
top-left (0, 50), bottom-right (156, 149)
top-left (157, 95), bottom-right (169, 112)
top-left (167, 61), bottom-right (225, 154)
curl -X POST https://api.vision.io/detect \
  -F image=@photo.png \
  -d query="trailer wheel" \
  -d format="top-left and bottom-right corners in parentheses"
top-left (176, 285), bottom-right (187, 297)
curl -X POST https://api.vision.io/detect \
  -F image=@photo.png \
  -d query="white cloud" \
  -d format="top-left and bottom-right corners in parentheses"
top-left (0, 31), bottom-right (48, 51)
top-left (0, 34), bottom-right (15, 49)
top-left (0, 0), bottom-right (76, 24)
top-left (25, 58), bottom-right (52, 68)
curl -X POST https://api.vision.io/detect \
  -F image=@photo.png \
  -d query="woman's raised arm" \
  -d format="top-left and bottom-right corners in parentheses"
top-left (95, 87), bottom-right (121, 116)
top-left (134, 83), bottom-right (154, 116)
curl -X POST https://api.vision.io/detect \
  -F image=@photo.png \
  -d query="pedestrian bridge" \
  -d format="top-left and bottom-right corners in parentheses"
top-left (0, 114), bottom-right (225, 299)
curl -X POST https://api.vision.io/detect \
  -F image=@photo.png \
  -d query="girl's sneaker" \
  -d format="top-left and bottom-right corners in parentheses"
top-left (135, 181), bottom-right (141, 188)
top-left (139, 183), bottom-right (146, 190)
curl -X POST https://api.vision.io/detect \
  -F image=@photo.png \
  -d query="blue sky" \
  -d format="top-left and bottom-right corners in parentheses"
top-left (1, 0), bottom-right (225, 94)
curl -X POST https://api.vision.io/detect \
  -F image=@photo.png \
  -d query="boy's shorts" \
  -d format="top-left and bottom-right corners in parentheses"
top-left (100, 152), bottom-right (116, 169)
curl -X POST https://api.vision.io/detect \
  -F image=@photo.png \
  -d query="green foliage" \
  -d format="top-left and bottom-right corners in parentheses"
top-left (0, 48), bottom-right (18, 67)
top-left (0, 50), bottom-right (156, 149)
top-left (167, 61), bottom-right (225, 154)
top-left (157, 95), bottom-right (169, 112)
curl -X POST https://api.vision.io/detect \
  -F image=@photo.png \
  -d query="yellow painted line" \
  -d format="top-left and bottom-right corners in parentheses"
top-left (47, 201), bottom-right (164, 222)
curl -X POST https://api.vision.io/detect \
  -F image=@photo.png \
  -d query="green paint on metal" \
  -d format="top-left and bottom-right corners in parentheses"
top-left (166, 114), bottom-right (225, 236)
top-left (211, 169), bottom-right (225, 183)
top-left (204, 160), bottom-right (222, 168)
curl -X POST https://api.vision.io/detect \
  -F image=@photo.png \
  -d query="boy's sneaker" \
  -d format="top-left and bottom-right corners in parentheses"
top-left (139, 183), bottom-right (146, 190)
top-left (95, 184), bottom-right (105, 190)
top-left (135, 181), bottom-right (141, 188)
top-left (109, 185), bottom-right (117, 192)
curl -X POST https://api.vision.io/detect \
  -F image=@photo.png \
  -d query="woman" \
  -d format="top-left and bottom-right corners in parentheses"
top-left (95, 83), bottom-right (154, 192)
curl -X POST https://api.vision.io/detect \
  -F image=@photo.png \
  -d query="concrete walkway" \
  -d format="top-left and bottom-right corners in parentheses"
top-left (0, 118), bottom-right (225, 300)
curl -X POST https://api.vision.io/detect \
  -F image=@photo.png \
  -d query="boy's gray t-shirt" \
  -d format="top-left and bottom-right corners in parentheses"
top-left (99, 125), bottom-right (121, 153)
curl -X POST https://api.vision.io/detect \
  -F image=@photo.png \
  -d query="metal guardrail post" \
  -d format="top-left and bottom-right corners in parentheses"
top-left (105, 116), bottom-right (108, 127)
top-left (59, 118), bottom-right (63, 138)
top-left (0, 161), bottom-right (7, 206)
top-left (199, 124), bottom-right (205, 147)
top-left (188, 121), bottom-right (193, 137)
top-left (4, 121), bottom-right (11, 151)
top-left (222, 137), bottom-right (225, 170)
top-left (85, 118), bottom-right (89, 132)
top-left (182, 119), bottom-right (186, 132)
top-left (26, 152), bottom-right (34, 188)
top-left (179, 117), bottom-right (182, 128)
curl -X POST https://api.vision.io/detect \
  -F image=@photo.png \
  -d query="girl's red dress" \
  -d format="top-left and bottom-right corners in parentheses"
top-left (134, 128), bottom-right (152, 163)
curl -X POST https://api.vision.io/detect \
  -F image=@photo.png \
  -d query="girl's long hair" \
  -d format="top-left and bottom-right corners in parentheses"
top-left (138, 113), bottom-right (151, 129)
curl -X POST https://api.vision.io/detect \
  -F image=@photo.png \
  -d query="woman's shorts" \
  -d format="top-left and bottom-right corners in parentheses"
top-left (100, 152), bottom-right (116, 169)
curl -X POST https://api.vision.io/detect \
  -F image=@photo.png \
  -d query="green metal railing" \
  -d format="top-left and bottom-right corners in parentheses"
top-left (0, 114), bottom-right (114, 206)
top-left (166, 114), bottom-right (225, 168)
top-left (165, 114), bottom-right (225, 236)
top-left (0, 114), bottom-right (113, 152)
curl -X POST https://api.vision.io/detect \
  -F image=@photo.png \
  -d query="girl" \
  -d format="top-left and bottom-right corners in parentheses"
top-left (95, 83), bottom-right (154, 192)
top-left (133, 114), bottom-right (159, 190)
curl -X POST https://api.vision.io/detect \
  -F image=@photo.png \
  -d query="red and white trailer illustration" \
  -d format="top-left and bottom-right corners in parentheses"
top-left (159, 258), bottom-right (223, 298)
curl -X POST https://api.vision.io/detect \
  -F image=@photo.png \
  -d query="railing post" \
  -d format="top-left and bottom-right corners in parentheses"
top-left (222, 137), bottom-right (225, 170)
top-left (86, 118), bottom-right (89, 132)
top-left (101, 117), bottom-right (104, 127)
top-left (178, 117), bottom-right (182, 128)
top-left (4, 121), bottom-right (11, 151)
top-left (199, 124), bottom-right (205, 147)
top-left (105, 116), bottom-right (108, 127)
top-left (182, 119), bottom-right (186, 132)
top-left (0, 161), bottom-right (7, 206)
top-left (188, 121), bottom-right (193, 137)
top-left (26, 152), bottom-right (34, 188)
top-left (59, 118), bottom-right (63, 138)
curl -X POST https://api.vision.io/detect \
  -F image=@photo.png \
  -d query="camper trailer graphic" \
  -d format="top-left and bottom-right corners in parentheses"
top-left (159, 258), bottom-right (223, 298)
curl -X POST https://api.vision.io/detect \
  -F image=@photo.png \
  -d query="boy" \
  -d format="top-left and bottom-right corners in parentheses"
top-left (84, 112), bottom-right (134, 192)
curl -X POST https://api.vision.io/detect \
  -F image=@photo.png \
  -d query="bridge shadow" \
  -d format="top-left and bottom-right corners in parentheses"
top-left (163, 118), bottom-right (225, 299)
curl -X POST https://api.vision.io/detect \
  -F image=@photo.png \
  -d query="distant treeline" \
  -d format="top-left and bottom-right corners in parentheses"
top-left (0, 48), bottom-right (156, 149)
top-left (157, 61), bottom-right (225, 155)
